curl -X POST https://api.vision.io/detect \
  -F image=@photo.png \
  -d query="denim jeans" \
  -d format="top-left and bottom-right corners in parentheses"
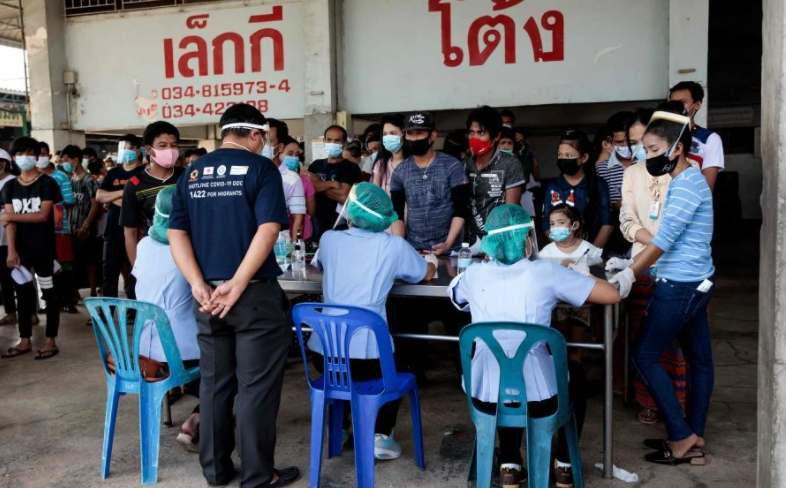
top-left (633, 276), bottom-right (714, 441)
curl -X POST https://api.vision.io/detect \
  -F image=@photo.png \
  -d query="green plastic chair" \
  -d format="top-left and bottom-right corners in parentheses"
top-left (459, 322), bottom-right (584, 488)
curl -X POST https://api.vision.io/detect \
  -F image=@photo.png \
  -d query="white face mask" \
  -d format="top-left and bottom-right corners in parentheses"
top-left (36, 156), bottom-right (50, 169)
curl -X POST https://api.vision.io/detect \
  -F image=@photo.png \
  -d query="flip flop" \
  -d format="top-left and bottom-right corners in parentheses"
top-left (34, 349), bottom-right (59, 361)
top-left (644, 447), bottom-right (706, 466)
top-left (643, 438), bottom-right (705, 452)
top-left (2, 346), bottom-right (31, 359)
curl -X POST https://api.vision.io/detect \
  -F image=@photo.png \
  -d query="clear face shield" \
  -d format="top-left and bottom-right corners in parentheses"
top-left (117, 141), bottom-right (138, 165)
top-left (484, 222), bottom-right (539, 261)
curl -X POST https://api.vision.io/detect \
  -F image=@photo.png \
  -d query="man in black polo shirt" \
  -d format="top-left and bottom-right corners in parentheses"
top-left (307, 125), bottom-right (361, 241)
top-left (168, 104), bottom-right (299, 488)
top-left (120, 121), bottom-right (183, 266)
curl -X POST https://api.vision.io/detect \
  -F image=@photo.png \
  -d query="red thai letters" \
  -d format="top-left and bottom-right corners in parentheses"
top-left (164, 6), bottom-right (285, 79)
top-left (430, 0), bottom-right (564, 68)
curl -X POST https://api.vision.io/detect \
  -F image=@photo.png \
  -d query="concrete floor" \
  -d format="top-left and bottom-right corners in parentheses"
top-left (0, 235), bottom-right (758, 488)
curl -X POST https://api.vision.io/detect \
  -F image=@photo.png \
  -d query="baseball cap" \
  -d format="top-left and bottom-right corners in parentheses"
top-left (0, 149), bottom-right (10, 163)
top-left (403, 112), bottom-right (435, 132)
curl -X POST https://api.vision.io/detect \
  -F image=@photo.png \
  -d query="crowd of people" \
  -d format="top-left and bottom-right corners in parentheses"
top-left (0, 80), bottom-right (721, 487)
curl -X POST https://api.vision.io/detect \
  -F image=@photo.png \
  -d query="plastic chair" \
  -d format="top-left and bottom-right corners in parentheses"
top-left (85, 297), bottom-right (201, 485)
top-left (459, 322), bottom-right (584, 488)
top-left (292, 303), bottom-right (425, 488)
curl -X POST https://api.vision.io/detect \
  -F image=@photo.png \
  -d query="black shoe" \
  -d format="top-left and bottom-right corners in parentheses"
top-left (265, 467), bottom-right (300, 487)
top-left (499, 465), bottom-right (526, 488)
top-left (555, 463), bottom-right (574, 488)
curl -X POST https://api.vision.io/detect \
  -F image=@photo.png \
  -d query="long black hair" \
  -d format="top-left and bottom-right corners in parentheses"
top-left (559, 129), bottom-right (603, 239)
top-left (549, 203), bottom-right (586, 240)
top-left (374, 114), bottom-right (406, 186)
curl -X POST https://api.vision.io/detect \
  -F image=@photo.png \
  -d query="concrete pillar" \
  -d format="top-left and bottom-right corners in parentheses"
top-left (22, 0), bottom-right (85, 149)
top-left (668, 0), bottom-right (709, 126)
top-left (302, 0), bottom-right (337, 163)
top-left (759, 2), bottom-right (786, 486)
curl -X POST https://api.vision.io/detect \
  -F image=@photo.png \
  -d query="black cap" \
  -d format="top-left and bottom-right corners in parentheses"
top-left (403, 112), bottom-right (435, 132)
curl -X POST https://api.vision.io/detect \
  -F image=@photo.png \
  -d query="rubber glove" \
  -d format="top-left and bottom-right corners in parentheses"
top-left (424, 253), bottom-right (439, 279)
top-left (609, 268), bottom-right (635, 299)
top-left (605, 257), bottom-right (634, 272)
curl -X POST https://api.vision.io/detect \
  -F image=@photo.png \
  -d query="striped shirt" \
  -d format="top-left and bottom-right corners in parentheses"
top-left (651, 167), bottom-right (714, 281)
top-left (595, 154), bottom-right (626, 204)
top-left (278, 164), bottom-right (306, 215)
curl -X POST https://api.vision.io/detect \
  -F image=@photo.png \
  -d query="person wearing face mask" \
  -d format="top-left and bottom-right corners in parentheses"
top-left (448, 204), bottom-right (620, 488)
top-left (499, 109), bottom-right (516, 129)
top-left (497, 127), bottom-right (516, 156)
top-left (307, 125), bottom-right (362, 242)
top-left (542, 130), bottom-right (613, 249)
top-left (596, 112), bottom-right (634, 211)
top-left (360, 132), bottom-right (380, 182)
top-left (168, 103), bottom-right (299, 488)
top-left (281, 136), bottom-right (316, 242)
top-left (268, 123), bottom-right (306, 241)
top-left (668, 81), bottom-right (724, 192)
top-left (0, 149), bottom-right (18, 327)
top-left (68, 145), bottom-right (101, 301)
top-left (120, 121), bottom-right (183, 267)
top-left (609, 108), bottom-right (714, 466)
top-left (372, 114), bottom-right (407, 195)
top-left (44, 144), bottom-right (78, 314)
top-left (463, 106), bottom-right (525, 251)
top-left (617, 108), bottom-right (688, 425)
top-left (441, 130), bottom-right (470, 162)
top-left (0, 137), bottom-right (64, 360)
top-left (97, 134), bottom-right (143, 300)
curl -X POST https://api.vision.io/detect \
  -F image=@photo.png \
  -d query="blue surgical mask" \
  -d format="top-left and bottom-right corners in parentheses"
top-left (632, 144), bottom-right (646, 162)
top-left (549, 227), bottom-right (572, 243)
top-left (14, 155), bottom-right (37, 172)
top-left (261, 144), bottom-right (274, 160)
top-left (615, 145), bottom-right (632, 160)
top-left (62, 163), bottom-right (74, 173)
top-left (119, 149), bottom-right (137, 164)
top-left (324, 142), bottom-right (343, 159)
top-left (371, 151), bottom-right (378, 162)
top-left (82, 158), bottom-right (90, 170)
top-left (283, 155), bottom-right (301, 172)
top-left (382, 135), bottom-right (403, 154)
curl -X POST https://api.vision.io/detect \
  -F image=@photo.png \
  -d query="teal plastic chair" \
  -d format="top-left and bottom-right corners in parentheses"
top-left (459, 322), bottom-right (584, 488)
top-left (85, 297), bottom-right (201, 485)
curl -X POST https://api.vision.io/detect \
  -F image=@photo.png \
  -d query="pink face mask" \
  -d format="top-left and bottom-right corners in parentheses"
top-left (151, 148), bottom-right (179, 168)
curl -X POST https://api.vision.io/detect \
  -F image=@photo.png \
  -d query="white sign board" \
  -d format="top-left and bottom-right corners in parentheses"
top-left (65, 1), bottom-right (304, 131)
top-left (341, 0), bottom-right (669, 114)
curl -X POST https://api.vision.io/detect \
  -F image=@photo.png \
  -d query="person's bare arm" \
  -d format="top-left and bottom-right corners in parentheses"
top-left (702, 167), bottom-right (719, 193)
top-left (290, 213), bottom-right (303, 241)
top-left (124, 227), bottom-right (139, 266)
top-left (306, 194), bottom-right (316, 216)
top-left (310, 174), bottom-right (337, 194)
top-left (391, 220), bottom-right (405, 238)
top-left (586, 278), bottom-right (621, 304)
top-left (209, 222), bottom-right (280, 318)
top-left (325, 182), bottom-right (351, 204)
top-left (168, 228), bottom-right (214, 310)
top-left (432, 216), bottom-right (465, 256)
top-left (372, 171), bottom-right (382, 187)
top-left (592, 224), bottom-right (614, 248)
top-left (4, 204), bottom-right (18, 267)
top-left (96, 189), bottom-right (124, 205)
top-left (423, 263), bottom-right (437, 281)
top-left (79, 197), bottom-right (100, 240)
top-left (505, 186), bottom-right (523, 205)
top-left (1, 201), bottom-right (53, 224)
top-left (634, 228), bottom-right (654, 246)
top-left (630, 243), bottom-right (664, 276)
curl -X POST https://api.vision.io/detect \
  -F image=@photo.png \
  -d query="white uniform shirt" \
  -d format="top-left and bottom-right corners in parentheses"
top-left (448, 259), bottom-right (595, 403)
top-left (133, 237), bottom-right (200, 362)
top-left (307, 227), bottom-right (427, 359)
top-left (278, 163), bottom-right (306, 215)
top-left (538, 240), bottom-right (603, 267)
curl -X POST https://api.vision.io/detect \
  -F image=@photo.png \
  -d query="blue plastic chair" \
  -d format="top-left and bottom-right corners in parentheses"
top-left (292, 303), bottom-right (425, 488)
top-left (459, 322), bottom-right (584, 488)
top-left (85, 297), bottom-right (201, 485)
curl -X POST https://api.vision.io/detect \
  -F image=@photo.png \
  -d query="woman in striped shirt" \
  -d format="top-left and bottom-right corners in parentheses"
top-left (610, 106), bottom-right (714, 466)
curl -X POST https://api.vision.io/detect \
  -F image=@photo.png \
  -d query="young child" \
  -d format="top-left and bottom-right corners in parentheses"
top-left (539, 204), bottom-right (603, 269)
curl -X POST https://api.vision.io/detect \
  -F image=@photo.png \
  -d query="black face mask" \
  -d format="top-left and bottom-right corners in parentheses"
top-left (645, 152), bottom-right (678, 177)
top-left (405, 137), bottom-right (433, 157)
top-left (557, 157), bottom-right (581, 176)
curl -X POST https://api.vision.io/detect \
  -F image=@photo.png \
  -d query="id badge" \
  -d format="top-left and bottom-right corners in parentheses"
top-left (649, 201), bottom-right (660, 220)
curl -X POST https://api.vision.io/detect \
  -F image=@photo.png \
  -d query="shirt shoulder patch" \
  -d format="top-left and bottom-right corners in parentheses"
top-left (129, 176), bottom-right (140, 186)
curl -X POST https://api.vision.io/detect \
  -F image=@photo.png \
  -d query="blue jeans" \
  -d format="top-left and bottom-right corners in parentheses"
top-left (633, 276), bottom-right (714, 441)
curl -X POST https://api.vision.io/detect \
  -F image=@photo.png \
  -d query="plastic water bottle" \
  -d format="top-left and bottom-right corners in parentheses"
top-left (285, 232), bottom-right (293, 257)
top-left (458, 242), bottom-right (471, 274)
top-left (292, 241), bottom-right (307, 279)
top-left (274, 231), bottom-right (289, 271)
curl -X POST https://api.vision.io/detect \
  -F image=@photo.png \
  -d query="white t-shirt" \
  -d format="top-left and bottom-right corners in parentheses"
top-left (538, 240), bottom-right (603, 267)
top-left (688, 127), bottom-right (725, 172)
top-left (278, 164), bottom-right (306, 215)
top-left (0, 174), bottom-right (16, 247)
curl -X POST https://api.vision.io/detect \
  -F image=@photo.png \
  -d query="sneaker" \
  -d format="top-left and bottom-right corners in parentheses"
top-left (555, 462), bottom-right (574, 488)
top-left (499, 464), bottom-right (525, 488)
top-left (374, 432), bottom-right (402, 460)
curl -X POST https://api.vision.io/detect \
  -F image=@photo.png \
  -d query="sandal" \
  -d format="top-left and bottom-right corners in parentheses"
top-left (34, 348), bottom-right (59, 360)
top-left (2, 346), bottom-right (32, 358)
top-left (638, 408), bottom-right (658, 425)
top-left (644, 438), bottom-right (705, 452)
top-left (644, 447), bottom-right (706, 466)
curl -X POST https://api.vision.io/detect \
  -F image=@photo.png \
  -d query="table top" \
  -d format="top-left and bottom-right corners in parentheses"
top-left (278, 257), bottom-right (610, 298)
